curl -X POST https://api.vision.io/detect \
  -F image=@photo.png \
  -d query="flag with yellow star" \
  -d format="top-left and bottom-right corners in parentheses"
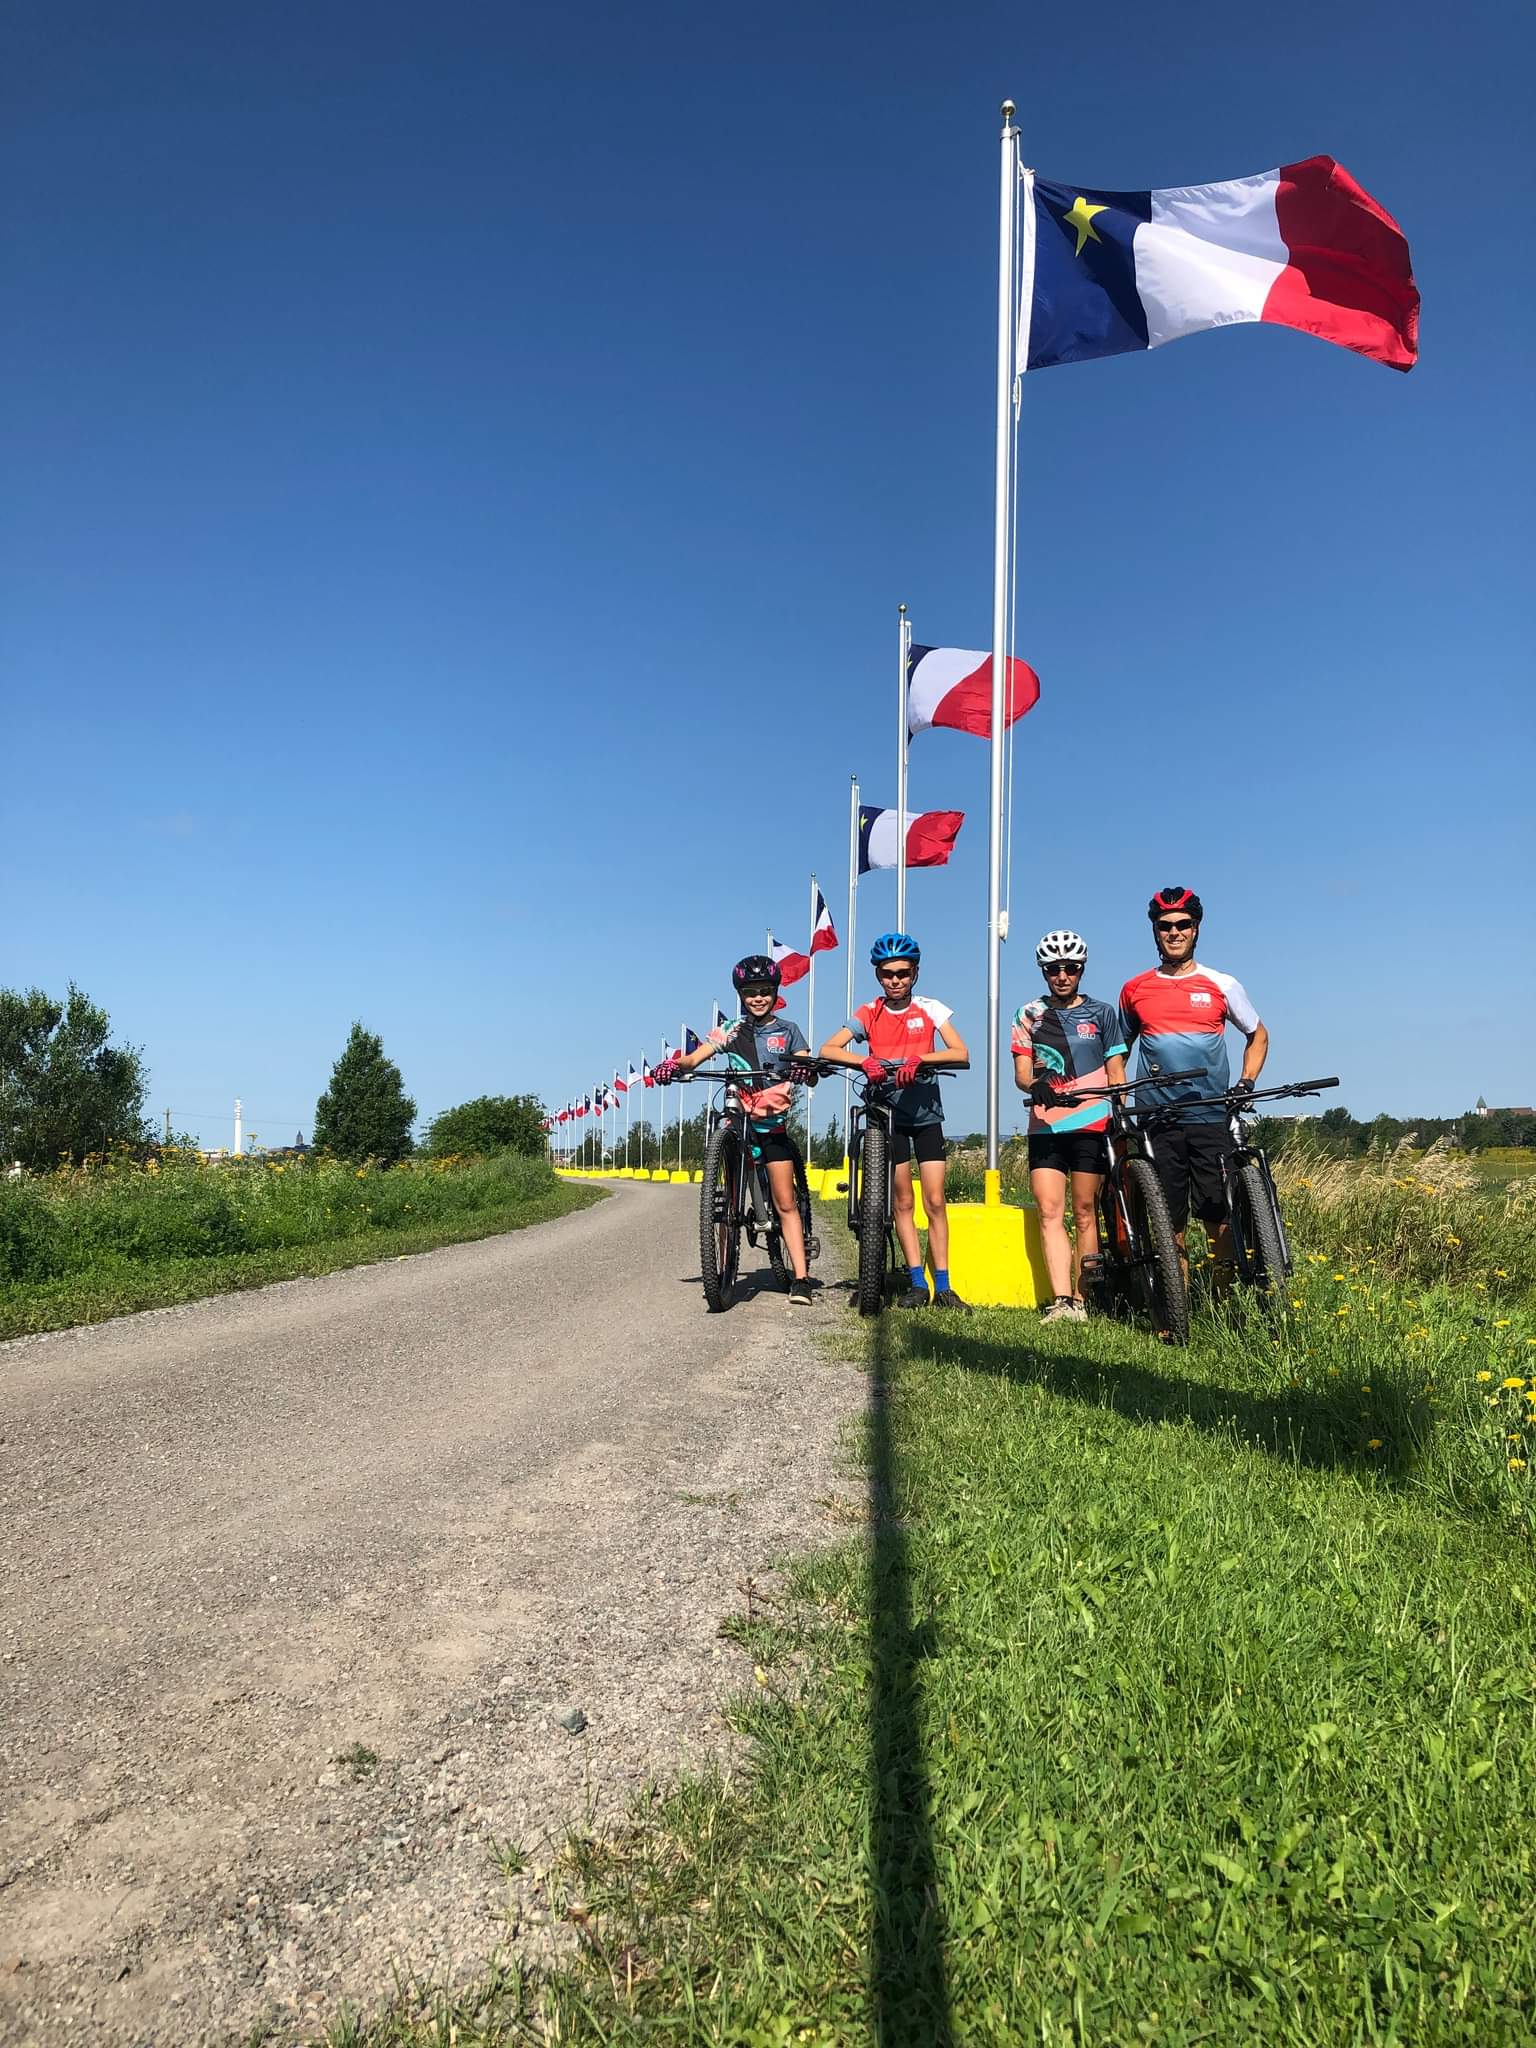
top-left (1024, 157), bottom-right (1417, 373)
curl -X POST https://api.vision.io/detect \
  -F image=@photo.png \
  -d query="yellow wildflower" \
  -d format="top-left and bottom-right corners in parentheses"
top-left (1495, 1320), bottom-right (1511, 1329)
top-left (1336, 1306), bottom-right (1350, 1317)
top-left (1367, 1439), bottom-right (1383, 1450)
top-left (1510, 1459), bottom-right (1527, 1474)
top-left (1503, 1377), bottom-right (1525, 1390)
top-left (1446, 1236), bottom-right (1461, 1247)
top-left (1477, 1371), bottom-right (1493, 1382)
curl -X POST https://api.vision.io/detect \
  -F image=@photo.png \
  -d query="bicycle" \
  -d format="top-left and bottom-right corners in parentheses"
top-left (677, 1067), bottom-right (819, 1312)
top-left (787, 1057), bottom-right (913, 1318)
top-left (1056, 1070), bottom-right (1207, 1345)
top-left (1169, 1075), bottom-right (1340, 1292)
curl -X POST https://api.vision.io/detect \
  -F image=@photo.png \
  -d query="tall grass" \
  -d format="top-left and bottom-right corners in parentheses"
top-left (0, 1149), bottom-right (593, 1337)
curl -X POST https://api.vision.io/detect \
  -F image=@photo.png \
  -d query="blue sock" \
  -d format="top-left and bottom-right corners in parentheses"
top-left (909, 1265), bottom-right (926, 1290)
top-left (934, 1268), bottom-right (950, 1292)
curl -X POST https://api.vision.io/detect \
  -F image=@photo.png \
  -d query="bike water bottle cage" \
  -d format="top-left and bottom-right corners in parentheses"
top-left (869, 932), bottom-right (921, 967)
top-left (732, 954), bottom-right (782, 991)
top-left (1147, 886), bottom-right (1203, 924)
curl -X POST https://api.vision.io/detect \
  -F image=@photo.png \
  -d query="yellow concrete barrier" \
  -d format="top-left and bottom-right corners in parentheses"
top-left (669, 1169), bottom-right (691, 1184)
top-left (943, 1192), bottom-right (1049, 1307)
top-left (691, 1169), bottom-right (703, 1183)
top-left (802, 1166), bottom-right (826, 1197)
top-left (818, 1161), bottom-right (850, 1205)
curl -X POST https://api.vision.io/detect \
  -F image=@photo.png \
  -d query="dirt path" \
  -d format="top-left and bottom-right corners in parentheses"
top-left (0, 1183), bottom-right (863, 2045)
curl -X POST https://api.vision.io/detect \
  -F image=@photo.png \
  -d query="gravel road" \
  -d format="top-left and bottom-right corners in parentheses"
top-left (0, 1182), bottom-right (864, 2045)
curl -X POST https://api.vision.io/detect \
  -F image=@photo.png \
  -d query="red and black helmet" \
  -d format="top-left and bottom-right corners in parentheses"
top-left (1147, 886), bottom-right (1203, 923)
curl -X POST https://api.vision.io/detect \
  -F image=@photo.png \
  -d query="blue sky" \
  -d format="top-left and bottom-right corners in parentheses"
top-left (4, 0), bottom-right (1531, 1146)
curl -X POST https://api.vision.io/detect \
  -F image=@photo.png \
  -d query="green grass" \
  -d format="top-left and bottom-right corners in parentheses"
top-left (0, 1151), bottom-right (599, 1338)
top-left (325, 1245), bottom-right (1536, 2047)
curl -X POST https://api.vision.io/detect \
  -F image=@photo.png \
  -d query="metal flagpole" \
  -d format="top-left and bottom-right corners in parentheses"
top-left (806, 872), bottom-right (817, 1160)
top-left (625, 1075), bottom-right (631, 1170)
top-left (895, 603), bottom-right (909, 932)
top-left (677, 1022), bottom-right (686, 1172)
top-left (845, 775), bottom-right (859, 1161)
top-left (985, 100), bottom-right (1020, 1198)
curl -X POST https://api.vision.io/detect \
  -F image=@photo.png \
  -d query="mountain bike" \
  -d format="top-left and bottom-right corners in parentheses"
top-left (788, 1057), bottom-right (913, 1318)
top-left (1171, 1075), bottom-right (1340, 1291)
top-left (1056, 1071), bottom-right (1207, 1345)
top-left (678, 1068), bottom-right (818, 1312)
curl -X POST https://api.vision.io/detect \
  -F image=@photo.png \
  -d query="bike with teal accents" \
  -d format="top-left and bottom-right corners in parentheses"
top-left (677, 1068), bottom-right (818, 1311)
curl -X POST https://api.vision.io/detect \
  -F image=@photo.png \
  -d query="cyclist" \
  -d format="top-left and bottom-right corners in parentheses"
top-left (1118, 887), bottom-right (1269, 1289)
top-left (657, 955), bottom-right (817, 1306)
top-left (1011, 930), bottom-right (1127, 1323)
top-left (817, 932), bottom-right (971, 1311)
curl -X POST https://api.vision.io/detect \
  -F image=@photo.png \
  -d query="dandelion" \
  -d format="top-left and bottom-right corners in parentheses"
top-left (1367, 1439), bottom-right (1383, 1451)
top-left (1336, 1306), bottom-right (1350, 1317)
top-left (1495, 1320), bottom-right (1511, 1330)
top-left (1446, 1235), bottom-right (1461, 1247)
top-left (1510, 1459), bottom-right (1527, 1474)
top-left (1495, 1269), bottom-right (1509, 1279)
top-left (1360, 1384), bottom-right (1372, 1393)
top-left (1291, 1299), bottom-right (1304, 1309)
top-left (1503, 1378), bottom-right (1525, 1390)
top-left (1332, 1272), bottom-right (1346, 1282)
top-left (1478, 1371), bottom-right (1493, 1382)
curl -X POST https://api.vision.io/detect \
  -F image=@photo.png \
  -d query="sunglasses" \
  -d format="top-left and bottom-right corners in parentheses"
top-left (1154, 918), bottom-right (1196, 934)
top-left (741, 986), bottom-right (776, 1000)
top-left (1043, 961), bottom-right (1083, 976)
top-left (876, 966), bottom-right (914, 981)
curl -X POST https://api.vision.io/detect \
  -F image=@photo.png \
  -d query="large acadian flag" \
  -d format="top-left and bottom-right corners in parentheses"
top-left (711, 1000), bottom-right (730, 1033)
top-left (769, 932), bottom-right (811, 987)
top-left (907, 643), bottom-right (1041, 739)
top-left (1024, 156), bottom-right (1418, 373)
top-left (858, 804), bottom-right (966, 874)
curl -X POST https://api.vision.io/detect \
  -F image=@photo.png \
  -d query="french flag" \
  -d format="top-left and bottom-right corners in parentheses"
top-left (810, 889), bottom-right (838, 956)
top-left (641, 1059), bottom-right (656, 1089)
top-left (769, 933), bottom-right (810, 987)
top-left (858, 805), bottom-right (965, 874)
top-left (907, 644), bottom-right (1041, 740)
top-left (1024, 157), bottom-right (1418, 373)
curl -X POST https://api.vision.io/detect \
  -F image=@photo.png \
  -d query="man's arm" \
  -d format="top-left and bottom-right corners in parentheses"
top-left (1239, 1020), bottom-right (1269, 1085)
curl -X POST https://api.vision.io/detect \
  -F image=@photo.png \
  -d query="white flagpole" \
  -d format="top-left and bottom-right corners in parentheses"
top-left (895, 602), bottom-right (909, 932)
top-left (625, 1076), bottom-right (631, 1170)
top-left (845, 774), bottom-right (859, 1160)
top-left (677, 1021), bottom-right (686, 1172)
top-left (806, 872), bottom-right (817, 1159)
top-left (985, 99), bottom-right (1019, 1198)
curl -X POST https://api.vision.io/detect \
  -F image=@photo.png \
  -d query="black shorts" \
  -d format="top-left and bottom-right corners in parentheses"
top-left (890, 1124), bottom-right (946, 1167)
top-left (748, 1127), bottom-right (798, 1168)
top-left (1153, 1122), bottom-right (1233, 1230)
top-left (1028, 1130), bottom-right (1109, 1177)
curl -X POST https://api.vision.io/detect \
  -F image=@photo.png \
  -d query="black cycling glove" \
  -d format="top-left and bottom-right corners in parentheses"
top-left (1027, 1076), bottom-right (1059, 1108)
top-left (1231, 1077), bottom-right (1256, 1105)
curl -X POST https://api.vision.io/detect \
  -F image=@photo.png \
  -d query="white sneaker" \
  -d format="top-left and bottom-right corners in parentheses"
top-left (1067, 1297), bottom-right (1089, 1322)
top-left (1039, 1297), bottom-right (1075, 1325)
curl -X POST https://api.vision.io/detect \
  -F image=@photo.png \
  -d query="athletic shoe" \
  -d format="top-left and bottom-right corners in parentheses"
top-left (1066, 1297), bottom-right (1089, 1322)
top-left (787, 1278), bottom-right (812, 1306)
top-left (1039, 1296), bottom-right (1077, 1325)
top-left (893, 1284), bottom-right (931, 1310)
top-left (930, 1288), bottom-right (972, 1313)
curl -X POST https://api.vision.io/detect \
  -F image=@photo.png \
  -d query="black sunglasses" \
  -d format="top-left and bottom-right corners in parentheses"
top-left (876, 966), bottom-right (914, 980)
top-left (740, 985), bottom-right (776, 999)
top-left (1154, 918), bottom-right (1196, 934)
top-left (1043, 961), bottom-right (1083, 975)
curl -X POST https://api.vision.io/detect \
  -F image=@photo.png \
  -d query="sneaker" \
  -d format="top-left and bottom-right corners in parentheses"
top-left (1039, 1296), bottom-right (1076, 1325)
top-left (1066, 1297), bottom-right (1090, 1322)
top-left (930, 1288), bottom-right (972, 1313)
top-left (893, 1284), bottom-right (931, 1310)
top-left (787, 1277), bottom-right (812, 1306)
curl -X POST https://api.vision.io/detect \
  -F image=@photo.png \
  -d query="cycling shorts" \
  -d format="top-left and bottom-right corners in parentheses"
top-left (749, 1128), bottom-right (798, 1168)
top-left (890, 1124), bottom-right (946, 1167)
top-left (1153, 1124), bottom-right (1233, 1230)
top-left (1028, 1130), bottom-right (1108, 1178)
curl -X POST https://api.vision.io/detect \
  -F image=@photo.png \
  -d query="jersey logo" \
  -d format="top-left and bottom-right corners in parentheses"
top-left (1075, 1020), bottom-right (1098, 1037)
top-left (766, 1034), bottom-right (787, 1050)
top-left (907, 1017), bottom-right (925, 1032)
top-left (1189, 991), bottom-right (1213, 1007)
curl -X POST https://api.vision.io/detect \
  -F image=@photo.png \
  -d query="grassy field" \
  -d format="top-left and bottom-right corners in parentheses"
top-left (0, 1150), bottom-right (599, 1339)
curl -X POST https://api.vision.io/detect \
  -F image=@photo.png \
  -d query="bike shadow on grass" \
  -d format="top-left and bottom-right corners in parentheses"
top-left (864, 1311), bottom-right (957, 2046)
top-left (898, 1316), bottom-right (1433, 1485)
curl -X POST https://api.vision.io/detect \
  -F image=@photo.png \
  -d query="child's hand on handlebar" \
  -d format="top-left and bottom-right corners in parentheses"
top-left (892, 1055), bottom-right (923, 1087)
top-left (654, 1055), bottom-right (681, 1085)
top-left (786, 1058), bottom-right (822, 1085)
top-left (860, 1056), bottom-right (887, 1084)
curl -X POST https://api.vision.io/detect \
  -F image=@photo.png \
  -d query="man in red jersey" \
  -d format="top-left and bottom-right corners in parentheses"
top-left (1118, 887), bottom-right (1269, 1286)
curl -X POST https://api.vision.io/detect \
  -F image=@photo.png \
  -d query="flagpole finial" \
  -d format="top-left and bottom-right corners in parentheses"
top-left (1001, 99), bottom-right (1015, 122)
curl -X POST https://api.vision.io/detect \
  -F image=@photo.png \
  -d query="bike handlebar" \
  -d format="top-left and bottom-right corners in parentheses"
top-left (1054, 1067), bottom-right (1206, 1107)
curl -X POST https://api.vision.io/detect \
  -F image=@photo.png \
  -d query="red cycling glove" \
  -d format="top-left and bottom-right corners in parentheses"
top-left (860, 1056), bottom-right (886, 1083)
top-left (893, 1055), bottom-right (924, 1087)
top-left (655, 1056), bottom-right (681, 1085)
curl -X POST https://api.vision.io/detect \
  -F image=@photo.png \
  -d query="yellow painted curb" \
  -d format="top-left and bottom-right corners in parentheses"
top-left (944, 1200), bottom-right (1049, 1307)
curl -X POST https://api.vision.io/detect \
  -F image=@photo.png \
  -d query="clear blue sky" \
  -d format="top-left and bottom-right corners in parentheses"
top-left (4, 0), bottom-right (1531, 1146)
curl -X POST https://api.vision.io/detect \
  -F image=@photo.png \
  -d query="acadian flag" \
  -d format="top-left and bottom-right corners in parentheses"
top-left (858, 804), bottom-right (966, 874)
top-left (1023, 157), bottom-right (1418, 373)
top-left (711, 1000), bottom-right (730, 1033)
top-left (810, 888), bottom-right (838, 956)
top-left (907, 643), bottom-right (1041, 739)
top-left (684, 1027), bottom-right (703, 1054)
top-left (769, 932), bottom-right (810, 987)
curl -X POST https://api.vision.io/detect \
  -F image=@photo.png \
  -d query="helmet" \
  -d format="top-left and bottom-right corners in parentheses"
top-left (869, 931), bottom-right (921, 967)
top-left (732, 954), bottom-right (782, 991)
top-left (1147, 886), bottom-right (1204, 924)
top-left (1036, 929), bottom-right (1088, 966)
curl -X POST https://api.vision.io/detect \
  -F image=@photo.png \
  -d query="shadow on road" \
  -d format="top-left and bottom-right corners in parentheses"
top-left (866, 1313), bottom-right (954, 2045)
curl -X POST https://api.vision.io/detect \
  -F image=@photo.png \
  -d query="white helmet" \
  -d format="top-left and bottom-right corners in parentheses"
top-left (1036, 928), bottom-right (1088, 966)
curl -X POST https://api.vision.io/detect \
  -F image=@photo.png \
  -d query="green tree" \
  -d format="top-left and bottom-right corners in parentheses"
top-left (312, 1024), bottom-right (416, 1163)
top-left (0, 984), bottom-right (151, 1168)
top-left (424, 1093), bottom-right (546, 1158)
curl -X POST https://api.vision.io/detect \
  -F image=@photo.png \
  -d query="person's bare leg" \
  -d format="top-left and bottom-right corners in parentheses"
top-left (1031, 1167), bottom-right (1072, 1299)
top-left (918, 1158), bottom-right (948, 1276)
top-left (891, 1159), bottom-right (923, 1273)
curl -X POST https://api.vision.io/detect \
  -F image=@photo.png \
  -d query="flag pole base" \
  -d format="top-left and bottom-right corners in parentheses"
top-left (983, 1169), bottom-right (1002, 1208)
top-left (944, 1200), bottom-right (1048, 1308)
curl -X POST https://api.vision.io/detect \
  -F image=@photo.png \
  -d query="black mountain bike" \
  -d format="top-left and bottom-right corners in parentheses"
top-left (791, 1057), bottom-right (912, 1318)
top-left (679, 1068), bottom-right (818, 1312)
top-left (1174, 1075), bottom-right (1340, 1291)
top-left (1057, 1071), bottom-right (1206, 1345)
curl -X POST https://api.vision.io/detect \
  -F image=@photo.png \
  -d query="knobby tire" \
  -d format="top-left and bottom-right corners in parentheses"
top-left (1234, 1160), bottom-right (1288, 1288)
top-left (699, 1123), bottom-right (741, 1313)
top-left (856, 1119), bottom-right (890, 1318)
top-left (1126, 1156), bottom-right (1190, 1345)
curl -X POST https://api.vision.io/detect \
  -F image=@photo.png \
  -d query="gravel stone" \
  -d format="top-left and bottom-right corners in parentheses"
top-left (0, 1183), bottom-right (861, 2045)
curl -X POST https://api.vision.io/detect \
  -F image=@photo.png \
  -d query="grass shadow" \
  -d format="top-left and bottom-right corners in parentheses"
top-left (866, 1313), bottom-right (955, 2045)
top-left (901, 1316), bottom-right (1432, 1482)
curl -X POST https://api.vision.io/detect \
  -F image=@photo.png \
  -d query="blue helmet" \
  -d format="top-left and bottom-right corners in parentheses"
top-left (869, 931), bottom-right (921, 967)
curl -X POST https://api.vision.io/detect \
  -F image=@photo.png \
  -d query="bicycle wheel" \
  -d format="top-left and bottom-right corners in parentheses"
top-left (794, 1156), bottom-right (818, 1265)
top-left (855, 1119), bottom-right (890, 1317)
top-left (699, 1123), bottom-right (742, 1313)
top-left (1125, 1157), bottom-right (1190, 1345)
top-left (1232, 1160), bottom-right (1288, 1289)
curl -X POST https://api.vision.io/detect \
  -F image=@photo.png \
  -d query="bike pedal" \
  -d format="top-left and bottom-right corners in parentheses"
top-left (805, 1235), bottom-right (821, 1262)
